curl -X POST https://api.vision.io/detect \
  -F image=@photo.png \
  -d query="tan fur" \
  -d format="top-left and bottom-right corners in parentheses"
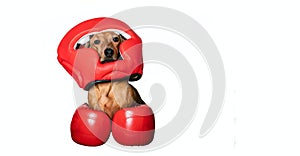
top-left (88, 81), bottom-right (144, 118)
top-left (86, 32), bottom-right (144, 118)
top-left (85, 31), bottom-right (123, 63)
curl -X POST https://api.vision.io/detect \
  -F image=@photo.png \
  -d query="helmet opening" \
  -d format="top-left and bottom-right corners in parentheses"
top-left (74, 29), bottom-right (130, 50)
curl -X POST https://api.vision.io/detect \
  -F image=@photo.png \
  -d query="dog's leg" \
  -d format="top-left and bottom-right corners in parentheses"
top-left (88, 86), bottom-right (101, 110)
top-left (98, 95), bottom-right (120, 118)
top-left (129, 84), bottom-right (145, 105)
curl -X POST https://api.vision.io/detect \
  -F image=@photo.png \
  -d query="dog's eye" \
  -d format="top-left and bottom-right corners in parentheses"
top-left (113, 37), bottom-right (119, 42)
top-left (94, 40), bottom-right (100, 44)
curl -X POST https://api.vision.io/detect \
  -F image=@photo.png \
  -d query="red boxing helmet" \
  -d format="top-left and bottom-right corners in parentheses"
top-left (57, 17), bottom-right (143, 90)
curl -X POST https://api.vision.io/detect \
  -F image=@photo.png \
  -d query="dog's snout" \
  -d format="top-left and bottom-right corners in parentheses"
top-left (104, 48), bottom-right (114, 57)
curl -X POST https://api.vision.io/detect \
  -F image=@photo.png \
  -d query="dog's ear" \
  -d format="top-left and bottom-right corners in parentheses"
top-left (89, 34), bottom-right (94, 39)
top-left (84, 34), bottom-right (94, 48)
top-left (119, 34), bottom-right (127, 43)
top-left (75, 43), bottom-right (81, 50)
top-left (117, 34), bottom-right (126, 60)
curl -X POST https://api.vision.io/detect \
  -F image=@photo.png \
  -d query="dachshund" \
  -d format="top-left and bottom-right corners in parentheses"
top-left (84, 31), bottom-right (144, 118)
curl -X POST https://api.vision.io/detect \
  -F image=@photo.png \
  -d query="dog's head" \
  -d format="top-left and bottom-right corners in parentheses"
top-left (85, 31), bottom-right (124, 63)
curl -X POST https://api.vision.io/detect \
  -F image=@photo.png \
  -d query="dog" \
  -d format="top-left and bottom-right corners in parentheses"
top-left (84, 31), bottom-right (145, 118)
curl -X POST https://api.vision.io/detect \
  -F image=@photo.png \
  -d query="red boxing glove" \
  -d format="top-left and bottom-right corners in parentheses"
top-left (70, 104), bottom-right (111, 146)
top-left (112, 105), bottom-right (155, 146)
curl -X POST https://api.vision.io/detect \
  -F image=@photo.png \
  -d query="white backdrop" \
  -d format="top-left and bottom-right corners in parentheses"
top-left (0, 0), bottom-right (299, 155)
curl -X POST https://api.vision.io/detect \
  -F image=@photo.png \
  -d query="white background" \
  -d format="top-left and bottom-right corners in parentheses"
top-left (1, 0), bottom-right (300, 155)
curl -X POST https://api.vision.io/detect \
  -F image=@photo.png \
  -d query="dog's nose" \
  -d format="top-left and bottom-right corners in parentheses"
top-left (104, 48), bottom-right (114, 57)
